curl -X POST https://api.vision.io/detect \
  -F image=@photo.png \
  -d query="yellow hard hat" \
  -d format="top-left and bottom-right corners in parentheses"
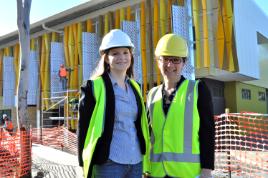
top-left (155, 33), bottom-right (188, 57)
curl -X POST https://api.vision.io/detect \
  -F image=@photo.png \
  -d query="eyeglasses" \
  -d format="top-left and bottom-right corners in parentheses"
top-left (158, 57), bottom-right (184, 64)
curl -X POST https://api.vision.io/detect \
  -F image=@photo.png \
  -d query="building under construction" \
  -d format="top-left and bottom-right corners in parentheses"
top-left (0, 0), bottom-right (268, 177)
top-left (0, 0), bottom-right (267, 130)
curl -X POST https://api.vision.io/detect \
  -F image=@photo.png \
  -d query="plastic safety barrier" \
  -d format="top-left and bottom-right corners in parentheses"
top-left (214, 112), bottom-right (268, 178)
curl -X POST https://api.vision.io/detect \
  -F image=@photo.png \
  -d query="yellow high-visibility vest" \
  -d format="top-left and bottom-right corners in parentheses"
top-left (146, 80), bottom-right (201, 178)
top-left (82, 77), bottom-right (150, 178)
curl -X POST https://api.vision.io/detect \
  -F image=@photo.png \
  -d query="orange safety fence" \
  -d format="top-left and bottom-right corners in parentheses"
top-left (0, 128), bottom-right (32, 178)
top-left (32, 126), bottom-right (77, 155)
top-left (214, 112), bottom-right (268, 178)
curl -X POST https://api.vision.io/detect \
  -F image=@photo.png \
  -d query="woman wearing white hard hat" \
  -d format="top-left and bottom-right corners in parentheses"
top-left (78, 29), bottom-right (150, 178)
top-left (146, 33), bottom-right (215, 178)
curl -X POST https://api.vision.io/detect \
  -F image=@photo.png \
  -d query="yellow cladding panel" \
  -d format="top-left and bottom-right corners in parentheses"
top-left (217, 2), bottom-right (225, 69)
top-left (140, 2), bottom-right (147, 99)
top-left (4, 47), bottom-right (10, 56)
top-left (66, 23), bottom-right (81, 92)
top-left (115, 10), bottom-right (120, 28)
top-left (0, 50), bottom-right (3, 92)
top-left (159, 0), bottom-right (167, 37)
top-left (40, 34), bottom-right (51, 110)
top-left (30, 38), bottom-right (35, 50)
top-left (192, 0), bottom-right (201, 68)
top-left (86, 19), bottom-right (93, 33)
top-left (154, 0), bottom-right (161, 85)
top-left (51, 32), bottom-right (59, 42)
top-left (178, 0), bottom-right (184, 6)
top-left (167, 0), bottom-right (172, 33)
top-left (126, 6), bottom-right (132, 21)
top-left (201, 0), bottom-right (210, 67)
top-left (13, 44), bottom-right (20, 93)
top-left (104, 13), bottom-right (109, 34)
top-left (120, 8), bottom-right (125, 23)
top-left (223, 0), bottom-right (235, 72)
top-left (68, 25), bottom-right (75, 90)
top-left (64, 27), bottom-right (70, 67)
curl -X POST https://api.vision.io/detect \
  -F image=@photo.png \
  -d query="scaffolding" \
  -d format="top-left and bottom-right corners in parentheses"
top-left (41, 89), bottom-right (79, 130)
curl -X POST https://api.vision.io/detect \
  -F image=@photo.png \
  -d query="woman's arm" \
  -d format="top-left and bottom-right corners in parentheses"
top-left (197, 81), bottom-right (215, 170)
top-left (78, 80), bottom-right (96, 167)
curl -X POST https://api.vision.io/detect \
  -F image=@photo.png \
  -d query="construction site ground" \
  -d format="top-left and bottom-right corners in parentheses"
top-left (31, 143), bottom-right (83, 178)
top-left (31, 145), bottom-right (267, 178)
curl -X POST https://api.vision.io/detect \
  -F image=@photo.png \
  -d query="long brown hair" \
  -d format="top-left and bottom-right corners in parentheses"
top-left (91, 47), bottom-right (134, 79)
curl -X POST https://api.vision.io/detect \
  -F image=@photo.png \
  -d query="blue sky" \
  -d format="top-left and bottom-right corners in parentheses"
top-left (0, 0), bottom-right (267, 37)
top-left (0, 0), bottom-right (89, 37)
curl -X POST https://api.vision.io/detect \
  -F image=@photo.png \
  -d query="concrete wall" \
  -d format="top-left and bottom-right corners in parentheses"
top-left (236, 82), bottom-right (267, 113)
top-left (224, 82), bottom-right (237, 113)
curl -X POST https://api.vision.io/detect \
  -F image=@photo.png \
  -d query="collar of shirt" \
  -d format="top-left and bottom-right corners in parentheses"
top-left (161, 75), bottom-right (185, 96)
top-left (108, 73), bottom-right (130, 86)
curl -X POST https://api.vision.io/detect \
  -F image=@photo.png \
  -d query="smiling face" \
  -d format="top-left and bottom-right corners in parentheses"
top-left (106, 47), bottom-right (132, 75)
top-left (157, 56), bottom-right (185, 82)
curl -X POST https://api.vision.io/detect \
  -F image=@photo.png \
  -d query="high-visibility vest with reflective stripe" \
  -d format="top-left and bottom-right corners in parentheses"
top-left (82, 77), bottom-right (150, 178)
top-left (82, 77), bottom-right (105, 178)
top-left (147, 80), bottom-right (201, 178)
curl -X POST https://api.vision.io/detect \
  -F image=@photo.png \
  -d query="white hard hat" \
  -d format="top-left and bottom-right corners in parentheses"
top-left (3, 114), bottom-right (7, 118)
top-left (99, 29), bottom-right (134, 54)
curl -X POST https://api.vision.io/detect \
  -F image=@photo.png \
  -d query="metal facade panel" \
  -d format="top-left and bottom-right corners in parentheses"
top-left (82, 32), bottom-right (99, 81)
top-left (3, 56), bottom-right (15, 107)
top-left (50, 42), bottom-right (65, 98)
top-left (122, 20), bottom-right (143, 83)
top-left (234, 0), bottom-right (264, 79)
top-left (27, 51), bottom-right (38, 105)
top-left (172, 5), bottom-right (195, 80)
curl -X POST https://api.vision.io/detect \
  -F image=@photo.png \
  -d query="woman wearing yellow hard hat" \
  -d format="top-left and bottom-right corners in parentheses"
top-left (78, 29), bottom-right (150, 178)
top-left (145, 33), bottom-right (215, 178)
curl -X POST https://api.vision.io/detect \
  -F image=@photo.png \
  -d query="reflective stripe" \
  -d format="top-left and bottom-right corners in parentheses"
top-left (147, 86), bottom-right (160, 145)
top-left (184, 80), bottom-right (195, 155)
top-left (150, 152), bottom-right (200, 162)
top-left (150, 80), bottom-right (199, 163)
top-left (147, 86), bottom-right (159, 123)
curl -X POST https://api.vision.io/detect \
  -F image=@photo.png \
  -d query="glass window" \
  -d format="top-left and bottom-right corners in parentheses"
top-left (258, 91), bottom-right (266, 101)
top-left (242, 89), bottom-right (251, 100)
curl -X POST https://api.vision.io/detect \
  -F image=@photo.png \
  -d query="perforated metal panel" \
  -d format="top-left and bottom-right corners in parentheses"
top-left (82, 32), bottom-right (99, 81)
top-left (172, 5), bottom-right (195, 80)
top-left (122, 21), bottom-right (143, 83)
top-left (3, 56), bottom-right (15, 107)
top-left (50, 42), bottom-right (65, 98)
top-left (27, 51), bottom-right (38, 105)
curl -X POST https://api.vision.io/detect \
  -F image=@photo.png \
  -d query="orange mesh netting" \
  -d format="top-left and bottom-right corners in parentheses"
top-left (32, 126), bottom-right (77, 155)
top-left (214, 112), bottom-right (268, 178)
top-left (0, 129), bottom-right (32, 178)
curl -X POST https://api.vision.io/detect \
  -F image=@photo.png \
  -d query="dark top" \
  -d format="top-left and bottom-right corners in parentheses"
top-left (161, 76), bottom-right (215, 170)
top-left (77, 72), bottom-right (146, 177)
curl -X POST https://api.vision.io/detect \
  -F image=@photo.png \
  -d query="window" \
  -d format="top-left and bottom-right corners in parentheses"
top-left (242, 89), bottom-right (251, 100)
top-left (258, 92), bottom-right (266, 101)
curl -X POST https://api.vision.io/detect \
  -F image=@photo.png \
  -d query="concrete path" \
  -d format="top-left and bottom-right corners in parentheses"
top-left (32, 143), bottom-right (83, 178)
